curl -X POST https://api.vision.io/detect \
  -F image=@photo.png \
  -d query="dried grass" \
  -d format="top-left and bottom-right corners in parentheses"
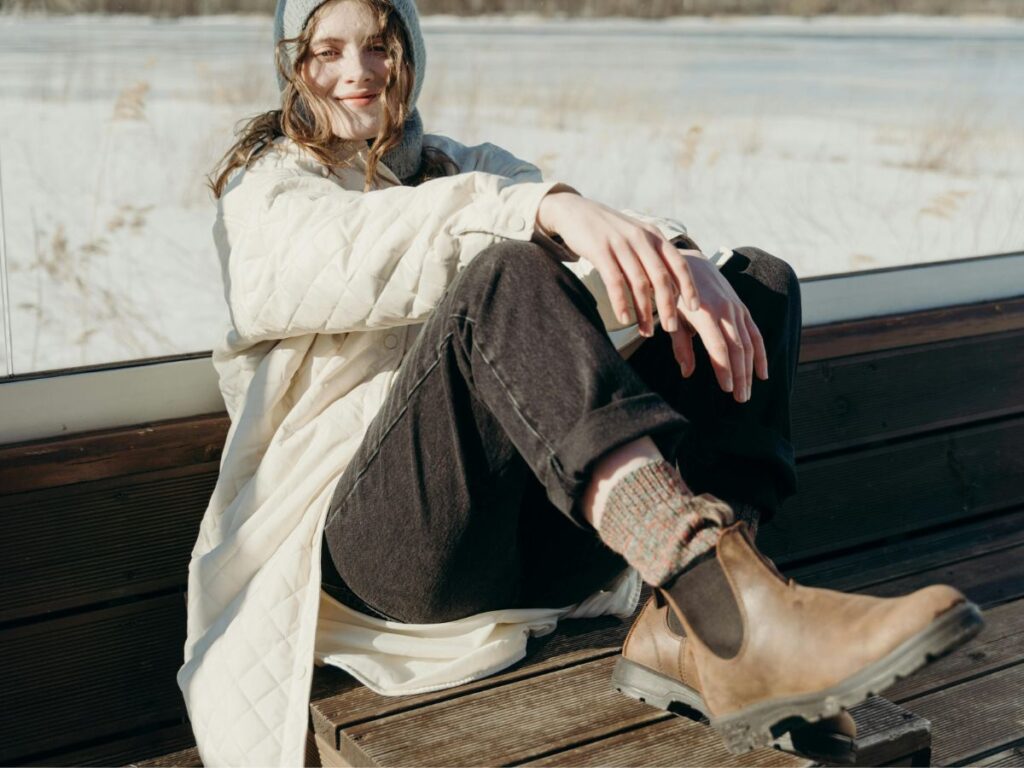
top-left (2, 0), bottom-right (1023, 16)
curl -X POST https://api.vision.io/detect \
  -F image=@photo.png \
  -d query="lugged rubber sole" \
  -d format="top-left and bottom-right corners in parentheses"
top-left (612, 599), bottom-right (984, 755)
top-left (611, 656), bottom-right (710, 719)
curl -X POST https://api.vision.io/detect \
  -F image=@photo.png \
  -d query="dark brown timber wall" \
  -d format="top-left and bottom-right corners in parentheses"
top-left (0, 294), bottom-right (1021, 765)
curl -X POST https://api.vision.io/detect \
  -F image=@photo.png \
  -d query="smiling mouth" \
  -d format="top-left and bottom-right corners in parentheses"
top-left (341, 93), bottom-right (379, 106)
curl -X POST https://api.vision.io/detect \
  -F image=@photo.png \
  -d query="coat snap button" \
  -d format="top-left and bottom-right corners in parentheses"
top-left (383, 333), bottom-right (399, 349)
top-left (509, 214), bottom-right (526, 231)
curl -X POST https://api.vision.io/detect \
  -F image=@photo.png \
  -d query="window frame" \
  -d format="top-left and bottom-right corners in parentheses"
top-left (1, 250), bottom-right (1022, 445)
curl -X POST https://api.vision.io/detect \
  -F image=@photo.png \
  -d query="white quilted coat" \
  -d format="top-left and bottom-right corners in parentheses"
top-left (178, 132), bottom-right (712, 767)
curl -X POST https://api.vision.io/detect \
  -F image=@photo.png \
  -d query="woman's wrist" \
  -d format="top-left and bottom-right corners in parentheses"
top-left (536, 189), bottom-right (580, 238)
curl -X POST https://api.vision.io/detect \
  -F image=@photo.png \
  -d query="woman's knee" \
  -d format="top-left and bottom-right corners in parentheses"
top-left (453, 240), bottom-right (590, 314)
top-left (459, 240), bottom-right (559, 289)
top-left (728, 247), bottom-right (800, 301)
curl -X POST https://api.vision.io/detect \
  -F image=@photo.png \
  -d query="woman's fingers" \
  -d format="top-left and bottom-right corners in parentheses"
top-left (692, 312), bottom-right (734, 394)
top-left (631, 237), bottom-right (681, 334)
top-left (657, 239), bottom-right (701, 313)
top-left (610, 240), bottom-right (656, 335)
top-left (594, 259), bottom-right (634, 327)
top-left (732, 308), bottom-right (755, 402)
top-left (719, 307), bottom-right (747, 401)
top-left (668, 320), bottom-right (697, 377)
top-left (749, 312), bottom-right (770, 380)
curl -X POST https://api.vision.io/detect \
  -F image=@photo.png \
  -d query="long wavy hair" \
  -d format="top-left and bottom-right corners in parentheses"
top-left (208, 0), bottom-right (454, 198)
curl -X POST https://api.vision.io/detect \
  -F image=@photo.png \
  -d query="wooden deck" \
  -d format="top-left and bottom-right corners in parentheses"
top-left (2, 295), bottom-right (1023, 766)
top-left (295, 509), bottom-right (1024, 767)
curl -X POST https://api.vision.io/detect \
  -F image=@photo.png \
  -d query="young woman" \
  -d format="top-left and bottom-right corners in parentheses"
top-left (179, 0), bottom-right (984, 764)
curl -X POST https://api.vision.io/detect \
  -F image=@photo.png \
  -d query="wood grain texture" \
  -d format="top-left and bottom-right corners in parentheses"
top-left (312, 511), bottom-right (1024, 768)
top-left (861, 542), bottom-right (1024, 609)
top-left (341, 656), bottom-right (666, 766)
top-left (522, 695), bottom-right (928, 768)
top-left (788, 507), bottom-right (1024, 594)
top-left (761, 416), bottom-right (1024, 564)
top-left (0, 594), bottom-right (187, 765)
top-left (886, 597), bottom-right (1024, 704)
top-left (901, 661), bottom-right (1024, 766)
top-left (25, 722), bottom-right (195, 768)
top-left (314, 732), bottom-right (352, 768)
top-left (130, 726), bottom-right (322, 767)
top-left (130, 743), bottom-right (202, 767)
top-left (798, 297), bottom-right (1024, 363)
top-left (791, 329), bottom-right (1024, 457)
top-left (0, 464), bottom-right (215, 622)
top-left (0, 413), bottom-right (228, 495)
top-left (835, 696), bottom-right (930, 767)
top-left (310, 613), bottom-right (634, 746)
top-left (973, 746), bottom-right (1024, 767)
top-left (519, 716), bottom-right (810, 767)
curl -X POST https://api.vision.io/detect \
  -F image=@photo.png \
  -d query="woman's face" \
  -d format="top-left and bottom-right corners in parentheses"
top-left (302, 0), bottom-right (391, 141)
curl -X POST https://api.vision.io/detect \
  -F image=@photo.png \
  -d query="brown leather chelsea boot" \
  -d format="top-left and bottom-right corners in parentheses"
top-left (613, 592), bottom-right (860, 762)
top-left (612, 521), bottom-right (984, 755)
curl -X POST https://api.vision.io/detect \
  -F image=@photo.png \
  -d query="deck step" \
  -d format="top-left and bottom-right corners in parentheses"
top-left (311, 651), bottom-right (928, 768)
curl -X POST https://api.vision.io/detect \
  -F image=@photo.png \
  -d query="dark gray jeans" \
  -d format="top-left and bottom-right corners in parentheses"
top-left (322, 241), bottom-right (802, 624)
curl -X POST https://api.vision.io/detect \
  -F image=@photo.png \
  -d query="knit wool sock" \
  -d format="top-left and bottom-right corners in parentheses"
top-left (596, 460), bottom-right (735, 587)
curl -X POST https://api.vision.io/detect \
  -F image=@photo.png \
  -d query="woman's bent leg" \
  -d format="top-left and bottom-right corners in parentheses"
top-left (322, 240), bottom-right (689, 624)
top-left (626, 246), bottom-right (803, 526)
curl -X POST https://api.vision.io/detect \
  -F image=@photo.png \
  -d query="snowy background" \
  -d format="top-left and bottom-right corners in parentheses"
top-left (0, 13), bottom-right (1021, 374)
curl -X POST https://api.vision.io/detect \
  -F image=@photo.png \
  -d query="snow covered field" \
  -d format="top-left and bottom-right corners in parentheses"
top-left (0, 13), bottom-right (1021, 374)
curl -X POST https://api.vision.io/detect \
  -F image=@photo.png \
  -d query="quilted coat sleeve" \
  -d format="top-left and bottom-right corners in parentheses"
top-left (218, 158), bottom-right (575, 343)
top-left (435, 137), bottom-right (702, 332)
top-left (429, 134), bottom-right (693, 245)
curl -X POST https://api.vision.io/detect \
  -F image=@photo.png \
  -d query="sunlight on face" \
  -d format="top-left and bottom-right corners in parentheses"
top-left (302, 0), bottom-right (391, 141)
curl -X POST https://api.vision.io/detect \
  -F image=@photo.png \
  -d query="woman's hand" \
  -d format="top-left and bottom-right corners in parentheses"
top-left (666, 250), bottom-right (769, 403)
top-left (536, 192), bottom-right (700, 337)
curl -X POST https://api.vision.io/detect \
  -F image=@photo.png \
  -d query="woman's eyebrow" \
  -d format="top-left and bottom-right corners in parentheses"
top-left (312, 33), bottom-right (383, 46)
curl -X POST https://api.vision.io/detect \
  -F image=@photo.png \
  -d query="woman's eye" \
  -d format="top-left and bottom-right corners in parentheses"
top-left (368, 43), bottom-right (386, 53)
top-left (315, 49), bottom-right (339, 60)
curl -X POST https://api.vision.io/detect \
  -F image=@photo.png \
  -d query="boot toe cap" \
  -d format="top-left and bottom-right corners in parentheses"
top-left (907, 583), bottom-right (966, 619)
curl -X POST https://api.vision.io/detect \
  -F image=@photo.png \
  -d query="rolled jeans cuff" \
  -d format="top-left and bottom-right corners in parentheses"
top-left (677, 421), bottom-right (797, 525)
top-left (548, 393), bottom-right (690, 528)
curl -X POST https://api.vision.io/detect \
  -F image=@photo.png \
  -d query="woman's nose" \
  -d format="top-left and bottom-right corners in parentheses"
top-left (341, 51), bottom-right (375, 83)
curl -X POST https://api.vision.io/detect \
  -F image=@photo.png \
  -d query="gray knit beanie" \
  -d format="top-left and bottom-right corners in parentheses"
top-left (273, 0), bottom-right (426, 182)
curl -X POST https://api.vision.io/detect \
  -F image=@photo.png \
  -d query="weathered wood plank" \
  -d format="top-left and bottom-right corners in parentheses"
top-left (798, 296), bottom-right (1024, 363)
top-left (131, 746), bottom-right (202, 768)
top-left (21, 722), bottom-right (195, 768)
top-left (810, 524), bottom-right (1024, 767)
top-left (0, 594), bottom-right (187, 765)
top-left (313, 732), bottom-right (349, 768)
top-left (762, 416), bottom-right (1024, 564)
top-left (861, 542), bottom-right (1024, 609)
top-left (900, 660), bottom-right (1024, 766)
top-left (0, 465), bottom-right (214, 622)
top-left (524, 695), bottom-right (929, 768)
top-left (19, 724), bottom-right (195, 765)
top-left (329, 659), bottom-right (929, 768)
top-left (972, 746), bottom-right (1024, 767)
top-left (314, 507), bottom-right (1024, 764)
top-left (822, 696), bottom-right (930, 768)
top-left (519, 716), bottom-right (810, 767)
top-left (791, 329), bottom-right (1024, 457)
top-left (310, 611), bottom-right (634, 746)
top-left (885, 597), bottom-right (1024, 704)
top-left (788, 507), bottom-right (1024, 594)
top-left (129, 725), bottom-right (321, 767)
top-left (340, 655), bottom-right (668, 767)
top-left (0, 413), bottom-right (228, 496)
